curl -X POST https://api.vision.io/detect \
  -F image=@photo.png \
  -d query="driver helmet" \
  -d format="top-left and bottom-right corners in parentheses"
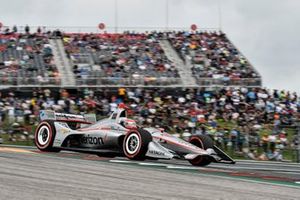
top-left (119, 117), bottom-right (137, 129)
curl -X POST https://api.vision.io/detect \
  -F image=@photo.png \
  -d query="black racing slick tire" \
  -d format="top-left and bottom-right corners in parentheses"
top-left (188, 135), bottom-right (214, 166)
top-left (35, 120), bottom-right (60, 152)
top-left (123, 128), bottom-right (152, 160)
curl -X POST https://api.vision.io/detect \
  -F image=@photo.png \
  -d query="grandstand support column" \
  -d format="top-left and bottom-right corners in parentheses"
top-left (159, 40), bottom-right (197, 87)
top-left (49, 39), bottom-right (76, 87)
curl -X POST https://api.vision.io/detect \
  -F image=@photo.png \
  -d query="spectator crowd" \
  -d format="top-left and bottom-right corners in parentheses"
top-left (168, 31), bottom-right (260, 85)
top-left (63, 32), bottom-right (180, 85)
top-left (0, 87), bottom-right (299, 160)
top-left (0, 28), bottom-right (60, 85)
top-left (0, 26), bottom-right (262, 87)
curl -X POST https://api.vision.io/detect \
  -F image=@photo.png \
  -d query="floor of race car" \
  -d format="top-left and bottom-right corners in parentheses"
top-left (0, 145), bottom-right (300, 200)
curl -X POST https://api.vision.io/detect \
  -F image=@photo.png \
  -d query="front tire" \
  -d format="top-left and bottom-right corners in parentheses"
top-left (35, 120), bottom-right (60, 152)
top-left (189, 135), bottom-right (214, 166)
top-left (123, 128), bottom-right (152, 160)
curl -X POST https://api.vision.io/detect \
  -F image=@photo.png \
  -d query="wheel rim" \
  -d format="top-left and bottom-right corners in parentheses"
top-left (37, 125), bottom-right (50, 146)
top-left (125, 133), bottom-right (140, 155)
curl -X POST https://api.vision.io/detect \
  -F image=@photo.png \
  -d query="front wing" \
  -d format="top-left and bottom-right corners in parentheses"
top-left (145, 141), bottom-right (235, 164)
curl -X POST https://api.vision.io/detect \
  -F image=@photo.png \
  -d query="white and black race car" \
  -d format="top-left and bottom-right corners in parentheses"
top-left (35, 107), bottom-right (235, 166)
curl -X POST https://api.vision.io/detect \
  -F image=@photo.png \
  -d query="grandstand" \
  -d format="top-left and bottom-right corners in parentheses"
top-left (0, 26), bottom-right (262, 88)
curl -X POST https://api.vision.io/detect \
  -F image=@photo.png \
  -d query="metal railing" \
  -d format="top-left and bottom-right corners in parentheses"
top-left (0, 77), bottom-right (61, 86)
top-left (76, 77), bottom-right (182, 86)
top-left (0, 76), bottom-right (264, 87)
top-left (196, 78), bottom-right (262, 87)
top-left (0, 76), bottom-right (184, 87)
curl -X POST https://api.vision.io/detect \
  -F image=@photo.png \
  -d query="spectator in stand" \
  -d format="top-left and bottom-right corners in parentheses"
top-left (292, 135), bottom-right (299, 149)
top-left (248, 128), bottom-right (258, 148)
top-left (237, 129), bottom-right (245, 152)
top-left (118, 88), bottom-right (126, 101)
top-left (12, 25), bottom-right (17, 33)
top-left (37, 27), bottom-right (42, 34)
top-left (25, 25), bottom-right (30, 34)
top-left (261, 133), bottom-right (269, 153)
top-left (268, 133), bottom-right (277, 153)
top-left (230, 128), bottom-right (238, 152)
top-left (278, 130), bottom-right (288, 147)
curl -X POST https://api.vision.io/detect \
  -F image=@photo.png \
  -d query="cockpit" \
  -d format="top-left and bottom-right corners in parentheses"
top-left (109, 108), bottom-right (137, 129)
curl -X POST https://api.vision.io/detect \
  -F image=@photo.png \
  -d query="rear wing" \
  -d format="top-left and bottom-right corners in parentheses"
top-left (39, 110), bottom-right (96, 124)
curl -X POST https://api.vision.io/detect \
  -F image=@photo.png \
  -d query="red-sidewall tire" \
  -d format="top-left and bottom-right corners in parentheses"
top-left (189, 135), bottom-right (213, 166)
top-left (35, 120), bottom-right (60, 152)
top-left (123, 128), bottom-right (152, 160)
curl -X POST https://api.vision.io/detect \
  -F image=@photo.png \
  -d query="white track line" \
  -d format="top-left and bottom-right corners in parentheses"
top-left (276, 171), bottom-right (300, 175)
top-left (138, 162), bottom-right (170, 167)
top-left (209, 165), bottom-right (300, 173)
top-left (236, 159), bottom-right (300, 165)
top-left (212, 162), bottom-right (300, 169)
top-left (166, 165), bottom-right (203, 170)
top-left (110, 159), bottom-right (300, 173)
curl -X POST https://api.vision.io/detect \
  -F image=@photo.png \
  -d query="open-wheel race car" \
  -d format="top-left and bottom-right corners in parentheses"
top-left (35, 107), bottom-right (235, 166)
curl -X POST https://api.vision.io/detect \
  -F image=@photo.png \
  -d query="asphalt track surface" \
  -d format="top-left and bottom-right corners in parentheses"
top-left (1, 145), bottom-right (300, 200)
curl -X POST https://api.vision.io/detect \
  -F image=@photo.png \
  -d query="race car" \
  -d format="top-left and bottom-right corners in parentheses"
top-left (35, 107), bottom-right (235, 166)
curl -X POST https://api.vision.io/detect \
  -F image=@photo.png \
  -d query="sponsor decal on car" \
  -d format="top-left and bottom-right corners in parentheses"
top-left (148, 150), bottom-right (165, 156)
top-left (80, 135), bottom-right (104, 145)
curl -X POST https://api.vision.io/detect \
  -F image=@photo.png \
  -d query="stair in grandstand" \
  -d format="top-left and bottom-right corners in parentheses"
top-left (159, 40), bottom-right (197, 87)
top-left (49, 39), bottom-right (76, 86)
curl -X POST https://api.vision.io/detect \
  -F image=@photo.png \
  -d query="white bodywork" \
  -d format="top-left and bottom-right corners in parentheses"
top-left (38, 109), bottom-right (225, 162)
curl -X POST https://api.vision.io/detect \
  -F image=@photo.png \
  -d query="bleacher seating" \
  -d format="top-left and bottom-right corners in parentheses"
top-left (168, 31), bottom-right (261, 86)
top-left (63, 33), bottom-right (181, 85)
top-left (0, 33), bottom-right (60, 85)
top-left (0, 28), bottom-right (263, 87)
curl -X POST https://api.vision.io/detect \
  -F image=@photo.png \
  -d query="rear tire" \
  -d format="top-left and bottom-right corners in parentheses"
top-left (35, 120), bottom-right (60, 152)
top-left (123, 128), bottom-right (152, 160)
top-left (189, 135), bottom-right (213, 166)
